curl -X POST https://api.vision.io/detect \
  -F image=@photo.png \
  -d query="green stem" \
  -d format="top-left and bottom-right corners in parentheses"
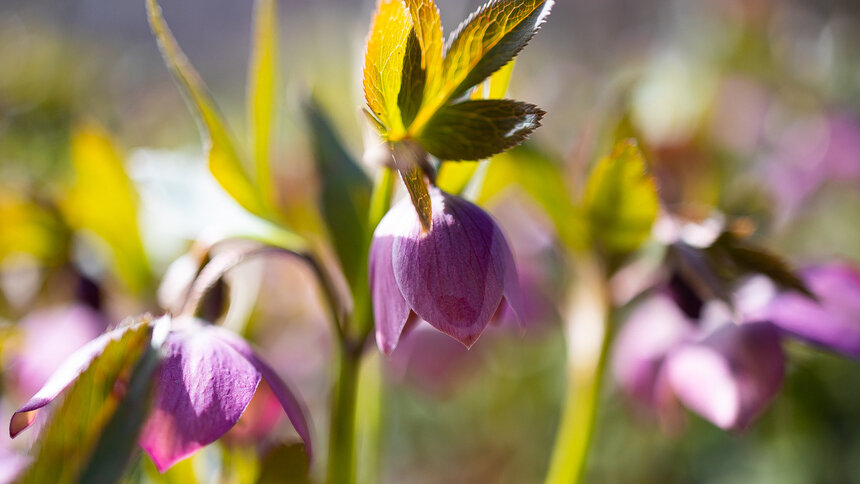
top-left (327, 346), bottom-right (361, 484)
top-left (545, 259), bottom-right (611, 484)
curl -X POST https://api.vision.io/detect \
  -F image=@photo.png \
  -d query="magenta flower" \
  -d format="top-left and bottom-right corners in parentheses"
top-left (760, 262), bottom-right (860, 357)
top-left (9, 316), bottom-right (312, 472)
top-left (613, 295), bottom-right (785, 431)
top-left (370, 187), bottom-right (522, 354)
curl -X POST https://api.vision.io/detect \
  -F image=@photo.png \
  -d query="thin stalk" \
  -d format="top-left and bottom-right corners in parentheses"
top-left (327, 346), bottom-right (361, 484)
top-left (545, 258), bottom-right (611, 484)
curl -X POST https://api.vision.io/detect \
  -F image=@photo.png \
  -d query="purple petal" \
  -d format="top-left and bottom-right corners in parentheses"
top-left (139, 322), bottom-right (260, 472)
top-left (665, 322), bottom-right (785, 431)
top-left (763, 263), bottom-right (860, 357)
top-left (213, 327), bottom-right (314, 461)
top-left (499, 228), bottom-right (525, 330)
top-left (370, 199), bottom-right (413, 354)
top-left (612, 295), bottom-right (693, 409)
top-left (393, 189), bottom-right (507, 348)
top-left (10, 324), bottom-right (131, 438)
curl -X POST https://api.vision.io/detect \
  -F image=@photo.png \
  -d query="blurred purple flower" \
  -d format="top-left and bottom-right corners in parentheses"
top-left (665, 322), bottom-right (785, 431)
top-left (760, 262), bottom-right (860, 357)
top-left (0, 450), bottom-right (30, 484)
top-left (9, 317), bottom-right (312, 472)
top-left (370, 188), bottom-right (522, 354)
top-left (9, 305), bottom-right (106, 398)
top-left (613, 296), bottom-right (785, 431)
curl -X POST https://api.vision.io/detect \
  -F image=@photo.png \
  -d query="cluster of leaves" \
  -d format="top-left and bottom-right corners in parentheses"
top-left (363, 0), bottom-right (554, 228)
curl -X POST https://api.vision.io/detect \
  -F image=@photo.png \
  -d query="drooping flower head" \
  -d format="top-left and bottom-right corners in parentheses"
top-left (370, 187), bottom-right (522, 354)
top-left (9, 316), bottom-right (312, 472)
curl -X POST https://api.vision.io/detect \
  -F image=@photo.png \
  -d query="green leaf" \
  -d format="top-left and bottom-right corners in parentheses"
top-left (247, 0), bottom-right (280, 206)
top-left (477, 145), bottom-right (587, 250)
top-left (146, 0), bottom-right (272, 220)
top-left (79, 319), bottom-right (167, 484)
top-left (305, 99), bottom-right (373, 286)
top-left (19, 319), bottom-right (155, 484)
top-left (391, 141), bottom-right (432, 232)
top-left (418, 99), bottom-right (544, 161)
top-left (584, 139), bottom-right (659, 256)
top-left (63, 123), bottom-right (151, 293)
top-left (412, 0), bottom-right (554, 132)
top-left (404, 0), bottom-right (444, 99)
top-left (397, 28), bottom-right (426, 128)
top-left (363, 0), bottom-right (413, 136)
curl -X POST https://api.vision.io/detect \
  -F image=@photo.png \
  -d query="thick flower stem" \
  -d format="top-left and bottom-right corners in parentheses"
top-left (545, 258), bottom-right (611, 484)
top-left (327, 346), bottom-right (361, 484)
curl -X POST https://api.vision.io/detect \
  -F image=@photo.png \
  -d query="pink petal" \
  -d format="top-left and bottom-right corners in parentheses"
top-left (666, 322), bottom-right (784, 431)
top-left (213, 326), bottom-right (314, 461)
top-left (370, 199), bottom-right (413, 354)
top-left (139, 322), bottom-right (260, 472)
top-left (10, 324), bottom-right (132, 438)
top-left (393, 189), bottom-right (506, 348)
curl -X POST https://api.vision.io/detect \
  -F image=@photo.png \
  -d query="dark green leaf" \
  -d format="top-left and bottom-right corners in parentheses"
top-left (398, 28), bottom-right (426, 128)
top-left (707, 232), bottom-right (814, 298)
top-left (418, 99), bottom-right (544, 161)
top-left (20, 319), bottom-right (154, 484)
top-left (305, 99), bottom-right (373, 286)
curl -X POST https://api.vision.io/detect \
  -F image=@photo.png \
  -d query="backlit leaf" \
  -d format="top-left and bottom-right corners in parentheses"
top-left (412, 0), bottom-right (554, 132)
top-left (363, 0), bottom-right (413, 136)
top-left (63, 123), bottom-right (150, 293)
top-left (404, 0), bottom-right (444, 98)
top-left (397, 29), bottom-right (426, 128)
top-left (584, 139), bottom-right (658, 256)
top-left (19, 319), bottom-right (154, 484)
top-left (146, 0), bottom-right (272, 219)
top-left (391, 141), bottom-right (432, 231)
top-left (418, 99), bottom-right (544, 161)
top-left (247, 0), bottom-right (280, 206)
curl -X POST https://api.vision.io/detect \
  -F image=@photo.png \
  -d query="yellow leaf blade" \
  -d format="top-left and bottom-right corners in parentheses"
top-left (404, 0), bottom-right (444, 98)
top-left (363, 0), bottom-right (413, 136)
top-left (146, 0), bottom-right (271, 219)
top-left (248, 0), bottom-right (279, 206)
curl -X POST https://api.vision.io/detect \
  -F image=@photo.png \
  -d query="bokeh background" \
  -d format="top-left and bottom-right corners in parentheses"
top-left (2, 0), bottom-right (860, 482)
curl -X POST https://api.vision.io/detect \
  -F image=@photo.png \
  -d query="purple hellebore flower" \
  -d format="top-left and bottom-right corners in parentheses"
top-left (665, 321), bottom-right (785, 431)
top-left (370, 187), bottom-right (522, 354)
top-left (613, 296), bottom-right (786, 432)
top-left (9, 316), bottom-right (312, 472)
top-left (760, 262), bottom-right (860, 358)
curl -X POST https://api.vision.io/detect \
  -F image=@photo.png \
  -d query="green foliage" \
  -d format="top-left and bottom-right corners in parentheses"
top-left (256, 444), bottom-right (311, 484)
top-left (63, 123), bottom-right (151, 293)
top-left (418, 99), bottom-right (544, 161)
top-left (247, 0), bottom-right (280, 207)
top-left (20, 320), bottom-right (155, 484)
top-left (584, 139), bottom-right (659, 257)
top-left (146, 0), bottom-right (275, 221)
top-left (305, 100), bottom-right (373, 287)
top-left (392, 141), bottom-right (433, 231)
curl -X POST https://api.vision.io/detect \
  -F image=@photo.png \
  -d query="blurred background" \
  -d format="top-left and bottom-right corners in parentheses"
top-left (1, 0), bottom-right (860, 482)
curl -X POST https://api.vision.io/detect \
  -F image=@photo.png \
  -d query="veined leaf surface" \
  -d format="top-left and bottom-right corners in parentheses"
top-left (363, 0), bottom-right (413, 136)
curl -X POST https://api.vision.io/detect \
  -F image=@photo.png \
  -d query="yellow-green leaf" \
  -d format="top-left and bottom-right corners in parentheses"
top-left (584, 139), bottom-right (658, 256)
top-left (392, 141), bottom-right (432, 231)
top-left (146, 0), bottom-right (271, 219)
top-left (20, 320), bottom-right (154, 484)
top-left (63, 123), bottom-right (150, 293)
top-left (248, 0), bottom-right (279, 206)
top-left (404, 0), bottom-right (443, 97)
top-left (412, 0), bottom-right (554, 133)
top-left (363, 0), bottom-right (413, 136)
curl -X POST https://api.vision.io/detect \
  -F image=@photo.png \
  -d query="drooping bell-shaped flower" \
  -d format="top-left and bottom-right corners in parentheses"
top-left (664, 321), bottom-right (785, 431)
top-left (760, 263), bottom-right (860, 358)
top-left (370, 187), bottom-right (522, 354)
top-left (9, 316), bottom-right (312, 472)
